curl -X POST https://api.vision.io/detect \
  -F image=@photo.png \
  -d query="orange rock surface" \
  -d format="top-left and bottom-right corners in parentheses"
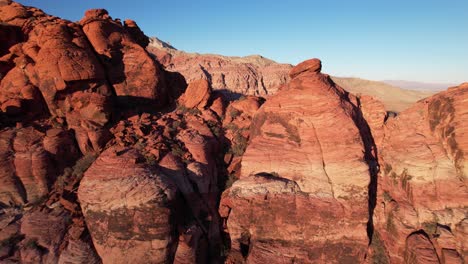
top-left (220, 59), bottom-right (378, 262)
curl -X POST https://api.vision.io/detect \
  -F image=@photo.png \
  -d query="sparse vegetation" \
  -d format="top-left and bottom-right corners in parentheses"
top-left (229, 109), bottom-right (242, 119)
top-left (23, 238), bottom-right (40, 250)
top-left (383, 191), bottom-right (393, 202)
top-left (171, 144), bottom-right (186, 159)
top-left (225, 173), bottom-right (238, 189)
top-left (55, 154), bottom-right (97, 190)
top-left (177, 105), bottom-right (201, 115)
top-left (224, 123), bottom-right (239, 132)
top-left (230, 133), bottom-right (248, 157)
top-left (169, 120), bottom-right (182, 133)
top-left (422, 215), bottom-right (439, 236)
top-left (206, 120), bottom-right (222, 138)
top-left (144, 154), bottom-right (157, 166)
top-left (386, 211), bottom-right (398, 236)
top-left (370, 232), bottom-right (389, 264)
top-left (270, 172), bottom-right (280, 177)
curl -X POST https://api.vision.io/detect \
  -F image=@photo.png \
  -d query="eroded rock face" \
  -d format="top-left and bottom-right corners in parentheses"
top-left (0, 127), bottom-right (55, 206)
top-left (220, 58), bottom-right (377, 262)
top-left (148, 38), bottom-right (292, 97)
top-left (103, 101), bottom-right (227, 262)
top-left (78, 146), bottom-right (179, 264)
top-left (373, 83), bottom-right (468, 263)
top-left (80, 9), bottom-right (167, 104)
top-left (178, 79), bottom-right (212, 109)
top-left (0, 1), bottom-right (113, 153)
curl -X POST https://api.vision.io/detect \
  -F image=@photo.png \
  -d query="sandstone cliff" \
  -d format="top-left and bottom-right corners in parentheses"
top-left (0, 1), bottom-right (466, 263)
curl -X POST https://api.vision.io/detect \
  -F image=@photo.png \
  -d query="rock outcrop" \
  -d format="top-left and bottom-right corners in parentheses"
top-left (178, 79), bottom-right (212, 109)
top-left (0, 1), bottom-right (113, 153)
top-left (372, 82), bottom-right (468, 263)
top-left (80, 10), bottom-right (167, 105)
top-left (220, 58), bottom-right (378, 262)
top-left (78, 147), bottom-right (179, 264)
top-left (0, 126), bottom-right (80, 206)
top-left (1, 1), bottom-right (466, 263)
top-left (78, 82), bottom-right (230, 262)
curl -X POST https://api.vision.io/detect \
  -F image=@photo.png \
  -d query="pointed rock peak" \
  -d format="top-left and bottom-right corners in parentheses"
top-left (124, 19), bottom-right (149, 48)
top-left (289, 58), bottom-right (322, 79)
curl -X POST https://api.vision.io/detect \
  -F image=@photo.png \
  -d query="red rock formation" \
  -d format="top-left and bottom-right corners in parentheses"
top-left (178, 79), bottom-right (212, 109)
top-left (220, 58), bottom-right (377, 262)
top-left (148, 38), bottom-right (292, 97)
top-left (78, 81), bottom-right (228, 261)
top-left (358, 95), bottom-right (387, 147)
top-left (0, 127), bottom-right (53, 206)
top-left (78, 146), bottom-right (179, 264)
top-left (80, 9), bottom-right (167, 104)
top-left (0, 1), bottom-right (113, 153)
top-left (1, 2), bottom-right (466, 263)
top-left (372, 83), bottom-right (468, 263)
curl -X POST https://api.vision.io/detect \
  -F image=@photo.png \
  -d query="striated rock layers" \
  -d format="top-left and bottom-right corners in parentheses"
top-left (78, 147), bottom-right (179, 264)
top-left (78, 78), bottom-right (232, 263)
top-left (1, 1), bottom-right (467, 263)
top-left (148, 37), bottom-right (292, 97)
top-left (372, 82), bottom-right (468, 263)
top-left (220, 59), bottom-right (379, 263)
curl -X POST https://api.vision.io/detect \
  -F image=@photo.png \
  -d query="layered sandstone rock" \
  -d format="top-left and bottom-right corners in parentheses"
top-left (178, 79), bottom-right (212, 109)
top-left (373, 83), bottom-right (468, 263)
top-left (0, 127), bottom-right (54, 206)
top-left (80, 10), bottom-right (167, 104)
top-left (78, 146), bottom-right (179, 264)
top-left (0, 205), bottom-right (100, 263)
top-left (220, 58), bottom-right (377, 262)
top-left (148, 37), bottom-right (292, 97)
top-left (102, 98), bottom-right (226, 262)
top-left (359, 95), bottom-right (387, 147)
top-left (0, 1), bottom-right (113, 153)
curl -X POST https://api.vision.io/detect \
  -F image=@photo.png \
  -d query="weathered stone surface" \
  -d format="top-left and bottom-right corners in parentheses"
top-left (148, 38), bottom-right (292, 97)
top-left (359, 95), bottom-right (387, 147)
top-left (374, 83), bottom-right (468, 263)
top-left (78, 146), bottom-right (179, 263)
top-left (80, 9), bottom-right (167, 104)
top-left (221, 58), bottom-right (377, 262)
top-left (0, 127), bottom-right (53, 206)
top-left (178, 79), bottom-right (211, 109)
top-left (0, 1), bottom-right (113, 153)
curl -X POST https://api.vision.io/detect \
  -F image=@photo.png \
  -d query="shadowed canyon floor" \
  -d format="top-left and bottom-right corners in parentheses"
top-left (0, 1), bottom-right (466, 263)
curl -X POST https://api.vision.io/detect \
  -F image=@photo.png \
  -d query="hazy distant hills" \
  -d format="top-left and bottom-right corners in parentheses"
top-left (149, 37), bottom-right (443, 112)
top-left (332, 77), bottom-right (436, 112)
top-left (382, 80), bottom-right (455, 91)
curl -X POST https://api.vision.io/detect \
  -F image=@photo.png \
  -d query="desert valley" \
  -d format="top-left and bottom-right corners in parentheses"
top-left (0, 1), bottom-right (467, 263)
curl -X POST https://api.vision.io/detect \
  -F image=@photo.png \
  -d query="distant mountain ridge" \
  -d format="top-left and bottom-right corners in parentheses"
top-left (382, 80), bottom-right (455, 91)
top-left (148, 37), bottom-right (442, 112)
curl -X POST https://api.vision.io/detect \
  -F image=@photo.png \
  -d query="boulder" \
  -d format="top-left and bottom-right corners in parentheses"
top-left (78, 146), bottom-right (179, 263)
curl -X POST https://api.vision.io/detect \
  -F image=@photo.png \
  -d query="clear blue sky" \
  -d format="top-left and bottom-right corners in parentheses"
top-left (17, 0), bottom-right (468, 83)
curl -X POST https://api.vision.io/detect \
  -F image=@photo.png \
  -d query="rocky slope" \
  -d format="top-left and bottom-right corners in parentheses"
top-left (372, 82), bottom-right (468, 263)
top-left (0, 1), bottom-right (466, 264)
top-left (148, 37), bottom-right (292, 98)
